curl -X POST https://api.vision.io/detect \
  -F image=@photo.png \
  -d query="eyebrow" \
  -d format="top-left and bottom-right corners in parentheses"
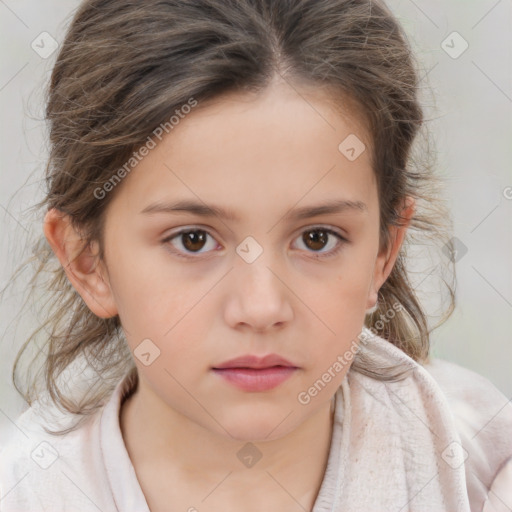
top-left (140, 198), bottom-right (367, 222)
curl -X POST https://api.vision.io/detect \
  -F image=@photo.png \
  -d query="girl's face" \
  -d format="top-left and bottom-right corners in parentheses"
top-left (58, 80), bottom-right (410, 441)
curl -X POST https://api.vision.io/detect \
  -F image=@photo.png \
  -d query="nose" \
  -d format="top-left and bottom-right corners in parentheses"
top-left (223, 253), bottom-right (294, 333)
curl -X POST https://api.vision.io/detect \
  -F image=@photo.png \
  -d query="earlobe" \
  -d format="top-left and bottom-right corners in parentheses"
top-left (366, 197), bottom-right (415, 310)
top-left (43, 208), bottom-right (118, 319)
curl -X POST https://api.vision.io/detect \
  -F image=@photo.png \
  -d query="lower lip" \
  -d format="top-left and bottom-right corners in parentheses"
top-left (211, 366), bottom-right (298, 391)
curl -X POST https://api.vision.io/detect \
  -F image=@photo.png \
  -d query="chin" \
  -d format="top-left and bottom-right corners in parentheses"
top-left (214, 409), bottom-right (299, 443)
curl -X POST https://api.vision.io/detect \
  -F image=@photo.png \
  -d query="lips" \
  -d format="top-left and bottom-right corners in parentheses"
top-left (212, 353), bottom-right (297, 370)
top-left (211, 353), bottom-right (299, 391)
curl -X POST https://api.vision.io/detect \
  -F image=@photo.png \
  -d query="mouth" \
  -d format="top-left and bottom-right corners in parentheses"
top-left (211, 365), bottom-right (298, 392)
top-left (212, 353), bottom-right (297, 370)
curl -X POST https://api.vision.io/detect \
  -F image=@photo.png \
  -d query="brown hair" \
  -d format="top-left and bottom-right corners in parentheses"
top-left (6, 0), bottom-right (455, 434)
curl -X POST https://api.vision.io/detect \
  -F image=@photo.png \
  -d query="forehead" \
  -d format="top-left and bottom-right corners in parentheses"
top-left (182, 79), bottom-right (370, 152)
top-left (106, 80), bottom-right (376, 221)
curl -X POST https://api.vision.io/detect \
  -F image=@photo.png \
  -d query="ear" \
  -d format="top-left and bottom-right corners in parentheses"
top-left (366, 197), bottom-right (415, 310)
top-left (43, 208), bottom-right (118, 319)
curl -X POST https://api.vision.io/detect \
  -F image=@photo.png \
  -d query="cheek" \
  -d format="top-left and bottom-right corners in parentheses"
top-left (113, 276), bottom-right (203, 345)
top-left (306, 246), bottom-right (375, 360)
top-left (330, 246), bottom-right (376, 310)
top-left (108, 257), bottom-right (212, 366)
top-left (104, 234), bottom-right (185, 320)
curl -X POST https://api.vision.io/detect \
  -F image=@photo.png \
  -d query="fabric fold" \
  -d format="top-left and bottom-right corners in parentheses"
top-left (313, 327), bottom-right (472, 512)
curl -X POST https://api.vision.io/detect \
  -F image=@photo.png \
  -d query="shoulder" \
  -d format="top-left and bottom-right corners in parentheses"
top-left (0, 397), bottom-right (113, 511)
top-left (352, 330), bottom-right (512, 511)
top-left (423, 358), bottom-right (512, 511)
top-left (422, 358), bottom-right (512, 458)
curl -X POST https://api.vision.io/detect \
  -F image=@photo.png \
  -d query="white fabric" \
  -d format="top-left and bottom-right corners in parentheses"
top-left (1, 328), bottom-right (511, 511)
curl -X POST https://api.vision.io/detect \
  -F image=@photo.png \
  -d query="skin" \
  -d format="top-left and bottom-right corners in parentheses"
top-left (44, 77), bottom-right (414, 511)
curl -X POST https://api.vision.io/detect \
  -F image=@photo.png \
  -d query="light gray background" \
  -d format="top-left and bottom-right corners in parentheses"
top-left (1, 0), bottom-right (511, 443)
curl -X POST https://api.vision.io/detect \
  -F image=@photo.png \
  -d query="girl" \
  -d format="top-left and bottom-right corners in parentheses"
top-left (1, 0), bottom-right (511, 511)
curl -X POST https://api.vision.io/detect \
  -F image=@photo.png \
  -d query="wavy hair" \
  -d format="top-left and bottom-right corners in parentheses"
top-left (4, 0), bottom-right (455, 434)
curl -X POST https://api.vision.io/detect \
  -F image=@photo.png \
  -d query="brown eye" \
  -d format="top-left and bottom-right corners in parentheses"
top-left (294, 227), bottom-right (346, 257)
top-left (303, 230), bottom-right (329, 251)
top-left (181, 230), bottom-right (207, 252)
top-left (163, 229), bottom-right (217, 256)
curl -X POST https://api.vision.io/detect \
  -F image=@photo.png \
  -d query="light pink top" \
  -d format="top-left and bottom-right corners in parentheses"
top-left (1, 329), bottom-right (511, 511)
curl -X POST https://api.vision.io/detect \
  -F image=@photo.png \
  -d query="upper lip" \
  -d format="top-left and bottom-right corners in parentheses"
top-left (212, 354), bottom-right (297, 369)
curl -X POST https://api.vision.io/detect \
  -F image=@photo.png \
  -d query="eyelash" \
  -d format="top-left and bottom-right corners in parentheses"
top-left (161, 226), bottom-right (348, 260)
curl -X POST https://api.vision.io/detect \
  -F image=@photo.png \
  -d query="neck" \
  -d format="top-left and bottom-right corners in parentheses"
top-left (119, 373), bottom-right (336, 508)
